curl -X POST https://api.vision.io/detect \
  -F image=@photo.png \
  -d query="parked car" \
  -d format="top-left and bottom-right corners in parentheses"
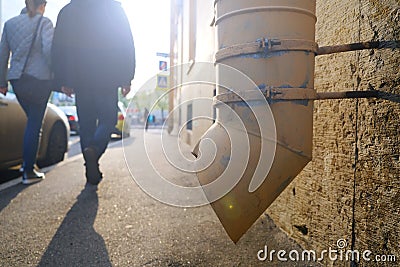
top-left (0, 90), bottom-right (70, 170)
top-left (58, 102), bottom-right (130, 139)
top-left (58, 105), bottom-right (79, 134)
top-left (112, 101), bottom-right (131, 139)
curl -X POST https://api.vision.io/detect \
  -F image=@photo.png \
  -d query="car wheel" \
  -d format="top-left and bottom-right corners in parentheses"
top-left (37, 122), bottom-right (68, 168)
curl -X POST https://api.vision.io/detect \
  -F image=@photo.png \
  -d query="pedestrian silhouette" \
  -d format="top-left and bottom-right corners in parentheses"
top-left (144, 108), bottom-right (149, 131)
top-left (0, 0), bottom-right (53, 184)
top-left (51, 0), bottom-right (136, 185)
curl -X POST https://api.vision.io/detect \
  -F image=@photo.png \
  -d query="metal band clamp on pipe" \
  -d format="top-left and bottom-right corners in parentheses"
top-left (215, 39), bottom-right (318, 62)
top-left (214, 88), bottom-right (317, 104)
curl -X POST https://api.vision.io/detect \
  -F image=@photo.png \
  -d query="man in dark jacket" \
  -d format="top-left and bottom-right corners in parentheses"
top-left (52, 0), bottom-right (136, 185)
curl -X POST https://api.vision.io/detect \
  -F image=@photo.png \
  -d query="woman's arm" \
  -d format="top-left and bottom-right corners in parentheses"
top-left (41, 18), bottom-right (54, 67)
top-left (0, 24), bottom-right (11, 90)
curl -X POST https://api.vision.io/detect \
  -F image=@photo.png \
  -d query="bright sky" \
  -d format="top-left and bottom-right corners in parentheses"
top-left (1, 0), bottom-right (170, 97)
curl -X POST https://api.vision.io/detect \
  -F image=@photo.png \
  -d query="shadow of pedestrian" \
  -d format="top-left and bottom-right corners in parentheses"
top-left (0, 183), bottom-right (27, 213)
top-left (38, 184), bottom-right (112, 267)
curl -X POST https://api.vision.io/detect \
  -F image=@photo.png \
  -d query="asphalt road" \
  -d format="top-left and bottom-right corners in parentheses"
top-left (0, 129), bottom-right (314, 267)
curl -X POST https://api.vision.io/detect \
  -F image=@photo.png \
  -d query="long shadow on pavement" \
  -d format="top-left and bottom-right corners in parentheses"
top-left (38, 184), bottom-right (111, 267)
top-left (0, 183), bottom-right (27, 213)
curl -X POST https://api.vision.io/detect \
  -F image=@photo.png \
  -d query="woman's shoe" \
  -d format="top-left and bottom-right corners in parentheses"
top-left (22, 170), bottom-right (45, 185)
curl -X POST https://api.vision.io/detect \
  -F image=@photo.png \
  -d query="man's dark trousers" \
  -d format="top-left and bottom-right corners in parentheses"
top-left (75, 85), bottom-right (118, 158)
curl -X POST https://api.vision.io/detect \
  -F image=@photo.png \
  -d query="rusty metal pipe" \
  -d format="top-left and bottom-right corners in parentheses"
top-left (194, 0), bottom-right (317, 243)
top-left (317, 40), bottom-right (400, 56)
top-left (191, 0), bottom-right (400, 244)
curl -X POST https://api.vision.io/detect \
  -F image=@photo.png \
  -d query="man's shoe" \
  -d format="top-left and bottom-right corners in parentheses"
top-left (83, 147), bottom-right (102, 185)
top-left (22, 170), bottom-right (45, 185)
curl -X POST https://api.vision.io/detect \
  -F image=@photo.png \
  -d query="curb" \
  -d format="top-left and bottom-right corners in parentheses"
top-left (0, 153), bottom-right (83, 193)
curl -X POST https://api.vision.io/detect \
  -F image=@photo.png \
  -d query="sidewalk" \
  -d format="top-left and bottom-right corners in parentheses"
top-left (0, 129), bottom-right (313, 267)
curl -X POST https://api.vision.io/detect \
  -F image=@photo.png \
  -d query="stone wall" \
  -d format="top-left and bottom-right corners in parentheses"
top-left (267, 0), bottom-right (400, 266)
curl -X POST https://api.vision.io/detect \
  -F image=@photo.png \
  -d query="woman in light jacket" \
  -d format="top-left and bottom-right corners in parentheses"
top-left (0, 0), bottom-right (54, 184)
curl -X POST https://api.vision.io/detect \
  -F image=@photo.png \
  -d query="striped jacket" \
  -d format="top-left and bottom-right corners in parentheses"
top-left (0, 12), bottom-right (54, 88)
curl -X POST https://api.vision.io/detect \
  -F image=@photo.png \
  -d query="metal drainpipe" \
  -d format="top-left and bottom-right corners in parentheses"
top-left (168, 0), bottom-right (176, 134)
top-left (193, 0), bottom-right (317, 242)
top-left (0, 0), bottom-right (2, 34)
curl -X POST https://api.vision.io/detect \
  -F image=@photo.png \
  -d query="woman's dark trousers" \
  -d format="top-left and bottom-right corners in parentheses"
top-left (11, 78), bottom-right (51, 172)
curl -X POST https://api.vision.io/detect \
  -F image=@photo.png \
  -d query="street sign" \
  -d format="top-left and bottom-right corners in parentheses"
top-left (159, 61), bottom-right (168, 71)
top-left (156, 52), bottom-right (170, 58)
top-left (156, 75), bottom-right (169, 90)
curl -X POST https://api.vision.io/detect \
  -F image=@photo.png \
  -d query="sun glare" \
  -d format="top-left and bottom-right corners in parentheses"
top-left (118, 0), bottom-right (171, 95)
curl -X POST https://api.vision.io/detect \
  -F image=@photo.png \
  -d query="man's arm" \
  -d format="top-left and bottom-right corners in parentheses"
top-left (121, 85), bottom-right (131, 97)
top-left (51, 6), bottom-right (76, 90)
